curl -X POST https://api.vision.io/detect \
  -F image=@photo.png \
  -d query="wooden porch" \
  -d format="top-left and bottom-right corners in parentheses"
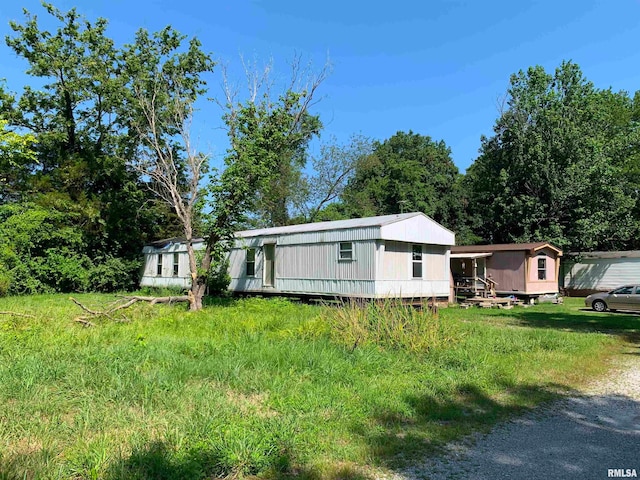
top-left (459, 296), bottom-right (523, 309)
top-left (451, 252), bottom-right (498, 302)
top-left (453, 275), bottom-right (497, 299)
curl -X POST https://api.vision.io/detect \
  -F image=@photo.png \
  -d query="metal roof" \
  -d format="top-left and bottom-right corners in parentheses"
top-left (235, 212), bottom-right (437, 238)
top-left (147, 237), bottom-right (204, 248)
top-left (566, 250), bottom-right (640, 259)
top-left (452, 242), bottom-right (563, 256)
top-left (450, 252), bottom-right (493, 259)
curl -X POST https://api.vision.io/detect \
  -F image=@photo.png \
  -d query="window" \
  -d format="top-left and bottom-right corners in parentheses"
top-left (173, 253), bottom-right (179, 277)
top-left (246, 248), bottom-right (256, 276)
top-left (613, 286), bottom-right (634, 295)
top-left (339, 242), bottom-right (353, 261)
top-left (412, 244), bottom-right (423, 278)
top-left (537, 257), bottom-right (547, 280)
top-left (156, 254), bottom-right (163, 276)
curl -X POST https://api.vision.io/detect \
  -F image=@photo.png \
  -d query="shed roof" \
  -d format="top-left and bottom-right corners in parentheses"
top-left (566, 250), bottom-right (640, 259)
top-left (450, 252), bottom-right (493, 259)
top-left (235, 212), bottom-right (453, 238)
top-left (452, 242), bottom-right (562, 256)
top-left (147, 237), bottom-right (204, 248)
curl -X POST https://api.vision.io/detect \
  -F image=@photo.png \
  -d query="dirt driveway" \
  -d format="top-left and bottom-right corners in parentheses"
top-left (395, 345), bottom-right (640, 480)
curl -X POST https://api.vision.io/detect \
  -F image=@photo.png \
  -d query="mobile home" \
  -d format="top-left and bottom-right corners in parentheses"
top-left (450, 242), bottom-right (563, 300)
top-left (141, 212), bottom-right (455, 299)
top-left (561, 251), bottom-right (640, 296)
top-left (140, 237), bottom-right (204, 289)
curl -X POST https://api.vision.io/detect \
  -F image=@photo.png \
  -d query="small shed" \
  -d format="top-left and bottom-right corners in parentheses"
top-left (450, 242), bottom-right (563, 299)
top-left (229, 212), bottom-right (455, 299)
top-left (140, 237), bottom-right (204, 289)
top-left (561, 251), bottom-right (640, 296)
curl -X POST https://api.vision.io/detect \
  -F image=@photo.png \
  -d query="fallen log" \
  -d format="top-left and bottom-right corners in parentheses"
top-left (70, 297), bottom-right (118, 322)
top-left (74, 317), bottom-right (97, 327)
top-left (70, 295), bottom-right (190, 326)
top-left (119, 295), bottom-right (190, 305)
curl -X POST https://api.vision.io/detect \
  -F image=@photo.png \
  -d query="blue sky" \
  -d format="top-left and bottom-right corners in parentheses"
top-left (1, 0), bottom-right (640, 172)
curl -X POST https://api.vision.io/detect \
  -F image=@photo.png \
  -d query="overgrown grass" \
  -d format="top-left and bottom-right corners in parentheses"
top-left (326, 299), bottom-right (453, 352)
top-left (0, 295), bottom-right (636, 479)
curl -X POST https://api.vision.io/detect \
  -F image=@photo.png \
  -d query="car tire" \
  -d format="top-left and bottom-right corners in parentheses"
top-left (592, 300), bottom-right (607, 312)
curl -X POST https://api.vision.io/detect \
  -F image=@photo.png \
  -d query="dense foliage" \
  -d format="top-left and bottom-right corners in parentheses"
top-left (465, 62), bottom-right (640, 251)
top-left (0, 4), bottom-right (182, 294)
top-left (331, 131), bottom-right (480, 244)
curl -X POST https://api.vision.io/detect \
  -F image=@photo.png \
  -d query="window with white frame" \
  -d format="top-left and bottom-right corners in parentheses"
top-left (339, 242), bottom-right (353, 261)
top-left (537, 256), bottom-right (547, 280)
top-left (246, 248), bottom-right (256, 276)
top-left (173, 253), bottom-right (179, 276)
top-left (156, 254), bottom-right (163, 276)
top-left (412, 244), bottom-right (423, 278)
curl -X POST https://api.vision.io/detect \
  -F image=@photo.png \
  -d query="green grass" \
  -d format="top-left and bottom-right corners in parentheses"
top-left (0, 295), bottom-right (637, 479)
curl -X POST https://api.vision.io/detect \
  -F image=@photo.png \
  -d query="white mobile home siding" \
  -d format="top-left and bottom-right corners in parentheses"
top-left (142, 213), bottom-right (455, 299)
top-left (229, 239), bottom-right (377, 296)
top-left (375, 242), bottom-right (450, 297)
top-left (140, 240), bottom-right (205, 289)
top-left (563, 252), bottom-right (640, 292)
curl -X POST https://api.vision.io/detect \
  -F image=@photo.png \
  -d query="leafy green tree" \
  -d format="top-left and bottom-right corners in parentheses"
top-left (220, 58), bottom-right (328, 228)
top-left (340, 131), bottom-right (468, 234)
top-left (252, 111), bottom-right (322, 227)
top-left (124, 40), bottom-right (326, 309)
top-left (0, 118), bottom-right (37, 201)
top-left (466, 61), bottom-right (640, 251)
top-left (0, 3), bottom-right (178, 271)
top-left (1, 4), bottom-right (325, 304)
top-left (190, 88), bottom-right (325, 309)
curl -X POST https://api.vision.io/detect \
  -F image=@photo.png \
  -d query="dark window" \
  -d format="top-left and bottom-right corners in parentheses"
top-left (339, 242), bottom-right (353, 261)
top-left (537, 257), bottom-right (547, 280)
top-left (246, 248), bottom-right (256, 276)
top-left (173, 253), bottom-right (179, 276)
top-left (613, 286), bottom-right (634, 295)
top-left (412, 245), bottom-right (423, 278)
top-left (635, 286), bottom-right (640, 295)
top-left (156, 254), bottom-right (163, 276)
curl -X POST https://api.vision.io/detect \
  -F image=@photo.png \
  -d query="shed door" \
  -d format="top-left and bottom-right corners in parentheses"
top-left (264, 244), bottom-right (275, 287)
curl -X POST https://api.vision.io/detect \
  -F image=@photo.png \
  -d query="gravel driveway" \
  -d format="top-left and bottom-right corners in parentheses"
top-left (394, 347), bottom-right (640, 480)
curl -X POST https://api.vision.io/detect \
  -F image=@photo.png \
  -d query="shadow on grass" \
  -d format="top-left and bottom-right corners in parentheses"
top-left (505, 307), bottom-right (640, 343)
top-left (104, 441), bottom-right (225, 480)
top-left (359, 381), bottom-right (570, 470)
top-left (376, 391), bottom-right (640, 479)
top-left (103, 440), bottom-right (375, 480)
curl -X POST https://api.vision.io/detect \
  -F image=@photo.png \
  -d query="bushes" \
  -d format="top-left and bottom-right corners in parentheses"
top-left (0, 269), bottom-right (10, 297)
top-left (0, 254), bottom-right (141, 295)
top-left (38, 250), bottom-right (93, 292)
top-left (207, 259), bottom-right (231, 296)
top-left (0, 203), bottom-right (144, 295)
top-left (88, 257), bottom-right (141, 293)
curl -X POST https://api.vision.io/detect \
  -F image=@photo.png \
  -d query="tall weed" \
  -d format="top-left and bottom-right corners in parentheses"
top-left (327, 299), bottom-right (454, 353)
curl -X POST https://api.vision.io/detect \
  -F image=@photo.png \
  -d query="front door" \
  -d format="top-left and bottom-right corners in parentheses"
top-left (263, 244), bottom-right (275, 287)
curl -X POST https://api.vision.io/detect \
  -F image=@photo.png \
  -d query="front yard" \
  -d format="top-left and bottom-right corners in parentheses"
top-left (0, 295), bottom-right (637, 479)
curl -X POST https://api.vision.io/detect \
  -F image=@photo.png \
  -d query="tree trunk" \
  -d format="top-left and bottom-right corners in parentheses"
top-left (187, 241), bottom-right (212, 311)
